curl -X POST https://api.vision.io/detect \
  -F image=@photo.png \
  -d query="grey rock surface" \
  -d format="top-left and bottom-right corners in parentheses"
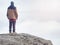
top-left (0, 33), bottom-right (53, 45)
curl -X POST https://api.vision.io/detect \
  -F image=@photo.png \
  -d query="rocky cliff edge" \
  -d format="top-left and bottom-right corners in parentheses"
top-left (0, 33), bottom-right (53, 45)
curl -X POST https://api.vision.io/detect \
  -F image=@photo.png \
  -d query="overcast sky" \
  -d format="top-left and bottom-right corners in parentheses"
top-left (0, 0), bottom-right (60, 45)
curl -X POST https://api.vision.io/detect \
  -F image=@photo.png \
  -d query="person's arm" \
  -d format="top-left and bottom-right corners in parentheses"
top-left (14, 8), bottom-right (18, 19)
top-left (7, 9), bottom-right (9, 19)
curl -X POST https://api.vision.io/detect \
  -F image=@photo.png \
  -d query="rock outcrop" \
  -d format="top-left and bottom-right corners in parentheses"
top-left (0, 33), bottom-right (53, 45)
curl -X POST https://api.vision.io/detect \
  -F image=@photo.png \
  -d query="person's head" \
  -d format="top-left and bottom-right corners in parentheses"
top-left (11, 1), bottom-right (14, 6)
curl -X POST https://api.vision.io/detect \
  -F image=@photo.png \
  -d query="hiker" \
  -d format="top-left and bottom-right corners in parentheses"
top-left (7, 1), bottom-right (18, 33)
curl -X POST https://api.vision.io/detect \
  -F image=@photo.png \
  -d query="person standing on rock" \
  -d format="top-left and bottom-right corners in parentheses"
top-left (7, 1), bottom-right (18, 33)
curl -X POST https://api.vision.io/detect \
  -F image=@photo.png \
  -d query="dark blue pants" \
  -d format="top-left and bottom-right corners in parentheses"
top-left (9, 20), bottom-right (16, 33)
